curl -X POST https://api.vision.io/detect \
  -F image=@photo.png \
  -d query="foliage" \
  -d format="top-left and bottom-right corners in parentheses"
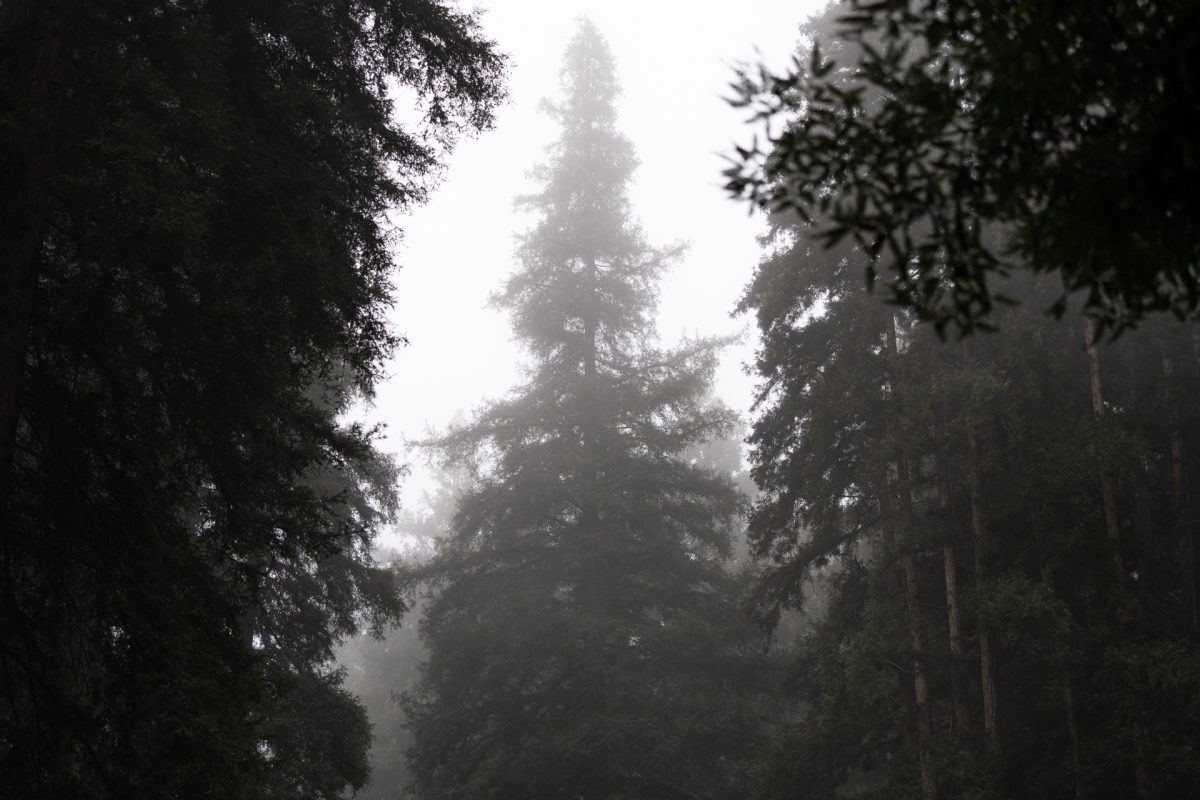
top-left (725, 0), bottom-right (1200, 334)
top-left (741, 192), bottom-right (1200, 797)
top-left (402, 22), bottom-right (771, 800)
top-left (0, 1), bottom-right (504, 797)
top-left (734, 12), bottom-right (1200, 793)
top-left (334, 467), bottom-right (470, 800)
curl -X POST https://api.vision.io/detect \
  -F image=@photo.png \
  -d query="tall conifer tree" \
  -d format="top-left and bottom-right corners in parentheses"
top-left (0, 2), bottom-right (504, 797)
top-left (404, 21), bottom-right (763, 800)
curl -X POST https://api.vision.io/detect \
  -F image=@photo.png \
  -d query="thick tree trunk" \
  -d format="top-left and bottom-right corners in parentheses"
top-left (962, 339), bottom-right (1000, 757)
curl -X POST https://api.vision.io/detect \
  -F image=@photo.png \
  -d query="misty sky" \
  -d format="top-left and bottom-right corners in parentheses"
top-left (366, 0), bottom-right (823, 510)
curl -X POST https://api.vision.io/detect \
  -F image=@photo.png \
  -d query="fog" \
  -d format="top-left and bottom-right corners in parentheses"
top-left (5, 2), bottom-right (1198, 799)
top-left (369, 1), bottom-right (814, 512)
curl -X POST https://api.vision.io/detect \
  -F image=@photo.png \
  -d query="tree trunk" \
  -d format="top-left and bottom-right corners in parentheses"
top-left (1084, 319), bottom-right (1125, 584)
top-left (1038, 550), bottom-right (1082, 799)
top-left (867, 301), bottom-right (917, 751)
top-left (887, 316), bottom-right (936, 800)
top-left (903, 536), bottom-right (937, 800)
top-left (877, 480), bottom-right (917, 752)
top-left (936, 399), bottom-right (969, 737)
top-left (962, 339), bottom-right (1000, 757)
top-left (943, 543), bottom-right (969, 732)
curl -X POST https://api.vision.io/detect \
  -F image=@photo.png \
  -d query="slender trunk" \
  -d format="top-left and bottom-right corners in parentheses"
top-left (903, 537), bottom-right (937, 800)
top-left (936, 398), bottom-right (969, 736)
top-left (878, 480), bottom-right (917, 752)
top-left (943, 543), bottom-right (969, 730)
top-left (887, 317), bottom-right (936, 800)
top-left (1084, 319), bottom-right (1125, 584)
top-left (962, 339), bottom-right (1000, 756)
top-left (897, 453), bottom-right (934, 756)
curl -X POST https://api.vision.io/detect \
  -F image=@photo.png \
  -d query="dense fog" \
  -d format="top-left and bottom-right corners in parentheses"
top-left (3, 2), bottom-right (1199, 799)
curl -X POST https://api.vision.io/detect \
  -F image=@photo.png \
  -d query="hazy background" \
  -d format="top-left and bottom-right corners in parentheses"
top-left (368, 0), bottom-right (822, 511)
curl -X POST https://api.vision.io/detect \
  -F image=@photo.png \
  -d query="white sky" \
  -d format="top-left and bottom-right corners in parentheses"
top-left (366, 0), bottom-right (825, 511)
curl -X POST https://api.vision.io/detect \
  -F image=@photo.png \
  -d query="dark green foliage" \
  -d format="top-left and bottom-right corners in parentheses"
top-left (0, 1), bottom-right (504, 797)
top-left (726, 0), bottom-right (1200, 334)
top-left (403, 22), bottom-right (769, 800)
top-left (741, 194), bottom-right (1200, 796)
top-left (734, 12), bottom-right (1200, 794)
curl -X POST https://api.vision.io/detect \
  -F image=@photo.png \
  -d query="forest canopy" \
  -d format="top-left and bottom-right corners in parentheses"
top-left (725, 0), bottom-right (1200, 335)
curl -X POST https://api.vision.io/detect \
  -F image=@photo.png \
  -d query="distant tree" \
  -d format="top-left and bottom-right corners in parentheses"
top-left (725, 0), bottom-right (1200, 334)
top-left (403, 21), bottom-right (769, 800)
top-left (0, 2), bottom-right (504, 797)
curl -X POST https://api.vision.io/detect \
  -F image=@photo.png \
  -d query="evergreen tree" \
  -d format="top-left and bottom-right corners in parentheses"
top-left (741, 107), bottom-right (1200, 800)
top-left (0, 2), bottom-right (504, 797)
top-left (404, 22), bottom-right (766, 800)
top-left (737, 19), bottom-right (1200, 798)
top-left (744, 211), bottom-right (1200, 800)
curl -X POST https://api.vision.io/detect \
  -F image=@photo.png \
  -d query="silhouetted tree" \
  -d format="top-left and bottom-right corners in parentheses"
top-left (726, 0), bottom-right (1200, 334)
top-left (404, 22), bottom-right (767, 800)
top-left (741, 177), bottom-right (1200, 800)
top-left (0, 2), bottom-right (504, 797)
